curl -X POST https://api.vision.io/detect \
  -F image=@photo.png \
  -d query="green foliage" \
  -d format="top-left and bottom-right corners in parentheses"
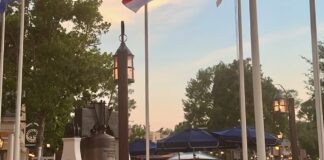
top-left (182, 59), bottom-right (288, 135)
top-left (129, 125), bottom-right (173, 142)
top-left (182, 67), bottom-right (214, 127)
top-left (297, 42), bottom-right (324, 158)
top-left (174, 121), bottom-right (191, 133)
top-left (158, 128), bottom-right (173, 135)
top-left (297, 122), bottom-right (318, 159)
top-left (129, 124), bottom-right (146, 142)
top-left (2, 0), bottom-right (135, 152)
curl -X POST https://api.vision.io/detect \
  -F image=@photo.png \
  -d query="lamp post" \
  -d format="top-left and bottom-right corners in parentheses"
top-left (114, 21), bottom-right (134, 160)
top-left (273, 85), bottom-right (299, 160)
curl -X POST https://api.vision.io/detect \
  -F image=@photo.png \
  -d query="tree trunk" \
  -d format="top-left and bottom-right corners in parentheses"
top-left (37, 114), bottom-right (46, 160)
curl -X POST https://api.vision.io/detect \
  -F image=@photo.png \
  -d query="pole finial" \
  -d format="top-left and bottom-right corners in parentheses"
top-left (121, 21), bottom-right (125, 42)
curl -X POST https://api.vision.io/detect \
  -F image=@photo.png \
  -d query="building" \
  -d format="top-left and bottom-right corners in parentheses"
top-left (150, 131), bottom-right (169, 143)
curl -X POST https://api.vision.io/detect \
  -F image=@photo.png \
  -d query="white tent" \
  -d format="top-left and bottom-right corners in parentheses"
top-left (168, 152), bottom-right (220, 160)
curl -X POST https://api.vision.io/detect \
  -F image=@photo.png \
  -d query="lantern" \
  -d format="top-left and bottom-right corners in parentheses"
top-left (113, 24), bottom-right (134, 83)
top-left (273, 97), bottom-right (287, 113)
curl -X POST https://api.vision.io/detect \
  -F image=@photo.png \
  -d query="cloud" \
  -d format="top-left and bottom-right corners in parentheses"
top-left (115, 0), bottom-right (324, 129)
top-left (188, 23), bottom-right (324, 70)
top-left (99, 1), bottom-right (134, 27)
top-left (99, 0), bottom-right (175, 29)
top-left (99, 0), bottom-right (209, 31)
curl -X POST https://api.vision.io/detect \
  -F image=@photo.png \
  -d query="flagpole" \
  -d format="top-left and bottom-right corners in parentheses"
top-left (235, 0), bottom-right (248, 159)
top-left (309, 0), bottom-right (324, 159)
top-left (144, 4), bottom-right (150, 160)
top-left (248, 0), bottom-right (266, 159)
top-left (0, 11), bottom-right (5, 127)
top-left (14, 0), bottom-right (25, 159)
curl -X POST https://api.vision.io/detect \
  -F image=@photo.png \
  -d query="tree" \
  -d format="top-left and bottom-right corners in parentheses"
top-left (182, 67), bottom-right (214, 127)
top-left (2, 0), bottom-right (134, 155)
top-left (182, 59), bottom-right (289, 135)
top-left (297, 42), bottom-right (324, 159)
top-left (297, 121), bottom-right (318, 159)
top-left (174, 121), bottom-right (191, 133)
top-left (158, 127), bottom-right (173, 136)
top-left (129, 124), bottom-right (146, 142)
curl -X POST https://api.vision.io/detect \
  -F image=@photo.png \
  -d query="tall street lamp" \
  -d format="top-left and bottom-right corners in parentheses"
top-left (114, 21), bottom-right (134, 160)
top-left (273, 84), bottom-right (299, 160)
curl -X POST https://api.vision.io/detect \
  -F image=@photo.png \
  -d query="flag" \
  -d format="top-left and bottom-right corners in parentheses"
top-left (0, 0), bottom-right (10, 13)
top-left (122, 0), bottom-right (151, 12)
top-left (216, 0), bottom-right (222, 7)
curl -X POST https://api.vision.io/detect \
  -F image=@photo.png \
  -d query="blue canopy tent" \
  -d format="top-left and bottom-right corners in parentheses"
top-left (157, 128), bottom-right (219, 153)
top-left (212, 127), bottom-right (280, 148)
top-left (129, 139), bottom-right (157, 156)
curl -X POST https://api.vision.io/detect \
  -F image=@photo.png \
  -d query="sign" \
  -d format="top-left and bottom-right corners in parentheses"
top-left (25, 122), bottom-right (39, 147)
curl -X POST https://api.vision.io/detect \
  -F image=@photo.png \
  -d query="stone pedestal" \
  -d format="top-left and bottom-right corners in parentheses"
top-left (61, 137), bottom-right (82, 160)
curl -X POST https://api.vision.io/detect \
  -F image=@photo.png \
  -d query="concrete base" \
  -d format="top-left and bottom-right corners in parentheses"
top-left (61, 138), bottom-right (82, 160)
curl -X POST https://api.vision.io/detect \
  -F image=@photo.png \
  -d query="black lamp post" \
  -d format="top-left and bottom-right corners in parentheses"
top-left (114, 21), bottom-right (134, 160)
top-left (273, 85), bottom-right (299, 160)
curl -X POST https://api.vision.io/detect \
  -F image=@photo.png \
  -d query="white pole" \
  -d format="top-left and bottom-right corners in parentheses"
top-left (0, 12), bottom-right (5, 127)
top-left (309, 0), bottom-right (324, 159)
top-left (248, 0), bottom-right (266, 159)
top-left (14, 0), bottom-right (25, 159)
top-left (8, 133), bottom-right (14, 160)
top-left (235, 0), bottom-right (248, 159)
top-left (144, 4), bottom-right (150, 160)
top-left (37, 147), bottom-right (42, 160)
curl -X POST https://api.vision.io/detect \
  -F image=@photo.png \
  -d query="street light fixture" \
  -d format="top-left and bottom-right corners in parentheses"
top-left (113, 52), bottom-right (134, 83)
top-left (114, 21), bottom-right (135, 160)
top-left (277, 132), bottom-right (283, 139)
top-left (273, 96), bottom-right (287, 113)
top-left (273, 84), bottom-right (299, 160)
top-left (113, 27), bottom-right (134, 83)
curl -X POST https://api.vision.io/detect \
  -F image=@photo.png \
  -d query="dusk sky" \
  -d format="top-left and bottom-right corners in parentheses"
top-left (98, 0), bottom-right (324, 131)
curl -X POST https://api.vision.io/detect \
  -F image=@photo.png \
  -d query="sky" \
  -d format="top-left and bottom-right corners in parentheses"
top-left (98, 0), bottom-right (324, 131)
